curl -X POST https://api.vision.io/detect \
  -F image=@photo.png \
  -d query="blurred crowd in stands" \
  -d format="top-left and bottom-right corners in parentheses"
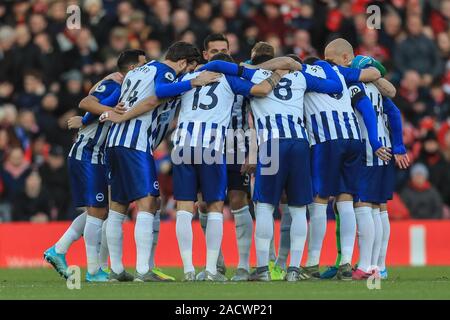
top-left (1, 0), bottom-right (450, 222)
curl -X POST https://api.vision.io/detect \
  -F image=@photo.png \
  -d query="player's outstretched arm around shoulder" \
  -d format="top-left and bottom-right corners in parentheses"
top-left (88, 72), bottom-right (124, 95)
top-left (304, 60), bottom-right (343, 94)
top-left (358, 67), bottom-right (382, 82)
top-left (225, 69), bottom-right (287, 98)
top-left (373, 78), bottom-right (396, 98)
top-left (100, 96), bottom-right (162, 124)
top-left (198, 60), bottom-right (258, 81)
top-left (198, 59), bottom-right (300, 82)
top-left (79, 80), bottom-right (121, 115)
top-left (250, 69), bottom-right (288, 96)
top-left (154, 70), bottom-right (220, 99)
top-left (383, 97), bottom-right (410, 169)
top-left (246, 57), bottom-right (302, 72)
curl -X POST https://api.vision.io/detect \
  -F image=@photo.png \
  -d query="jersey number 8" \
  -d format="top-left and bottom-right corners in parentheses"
top-left (273, 78), bottom-right (293, 101)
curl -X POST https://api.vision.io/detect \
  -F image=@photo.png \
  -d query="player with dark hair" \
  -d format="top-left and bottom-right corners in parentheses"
top-left (103, 42), bottom-right (220, 282)
top-left (203, 33), bottom-right (230, 60)
top-left (173, 52), bottom-right (288, 281)
top-left (195, 34), bottom-right (256, 282)
top-left (43, 49), bottom-right (147, 282)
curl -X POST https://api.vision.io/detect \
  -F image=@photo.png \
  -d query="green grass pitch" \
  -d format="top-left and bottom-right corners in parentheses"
top-left (1, 267), bottom-right (450, 300)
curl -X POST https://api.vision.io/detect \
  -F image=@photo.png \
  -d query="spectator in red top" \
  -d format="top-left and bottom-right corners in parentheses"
top-left (386, 193), bottom-right (411, 220)
top-left (355, 28), bottom-right (390, 62)
top-left (288, 1), bottom-right (314, 33)
top-left (253, 1), bottom-right (289, 45)
top-left (400, 163), bottom-right (443, 219)
top-left (9, 0), bottom-right (30, 26)
top-left (326, 0), bottom-right (358, 47)
top-left (429, 0), bottom-right (450, 35)
top-left (289, 29), bottom-right (317, 61)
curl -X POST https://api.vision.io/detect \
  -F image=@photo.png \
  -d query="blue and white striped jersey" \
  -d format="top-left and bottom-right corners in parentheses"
top-left (227, 95), bottom-right (249, 158)
top-left (172, 72), bottom-right (253, 152)
top-left (105, 60), bottom-right (180, 153)
top-left (150, 98), bottom-right (178, 151)
top-left (303, 64), bottom-right (361, 145)
top-left (249, 69), bottom-right (309, 145)
top-left (351, 82), bottom-right (392, 167)
top-left (68, 80), bottom-right (120, 164)
top-left (229, 95), bottom-right (249, 131)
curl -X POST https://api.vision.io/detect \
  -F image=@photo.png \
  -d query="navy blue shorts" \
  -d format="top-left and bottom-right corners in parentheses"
top-left (106, 146), bottom-right (159, 204)
top-left (253, 139), bottom-right (313, 206)
top-left (68, 157), bottom-right (108, 208)
top-left (173, 148), bottom-right (227, 203)
top-left (311, 139), bottom-right (363, 198)
top-left (356, 161), bottom-right (395, 204)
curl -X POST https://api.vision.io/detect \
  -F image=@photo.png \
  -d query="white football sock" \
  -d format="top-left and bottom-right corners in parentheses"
top-left (135, 211), bottom-right (154, 275)
top-left (99, 218), bottom-right (109, 270)
top-left (306, 202), bottom-right (327, 267)
top-left (378, 210), bottom-right (390, 270)
top-left (255, 202), bottom-right (274, 268)
top-left (176, 210), bottom-right (194, 273)
top-left (106, 210), bottom-right (126, 274)
top-left (336, 201), bottom-right (356, 265)
top-left (55, 211), bottom-right (87, 254)
top-left (149, 210), bottom-right (160, 270)
top-left (232, 206), bottom-right (253, 271)
top-left (84, 215), bottom-right (103, 274)
top-left (276, 204), bottom-right (291, 269)
top-left (288, 206), bottom-right (307, 268)
top-left (355, 206), bottom-right (375, 273)
top-left (200, 209), bottom-right (225, 268)
top-left (205, 212), bottom-right (224, 275)
top-left (371, 207), bottom-right (382, 269)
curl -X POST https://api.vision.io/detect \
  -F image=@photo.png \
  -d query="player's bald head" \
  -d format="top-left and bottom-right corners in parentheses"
top-left (324, 38), bottom-right (355, 66)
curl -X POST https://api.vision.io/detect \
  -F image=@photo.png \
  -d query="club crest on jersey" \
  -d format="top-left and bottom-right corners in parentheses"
top-left (165, 72), bottom-right (175, 81)
top-left (95, 85), bottom-right (106, 93)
